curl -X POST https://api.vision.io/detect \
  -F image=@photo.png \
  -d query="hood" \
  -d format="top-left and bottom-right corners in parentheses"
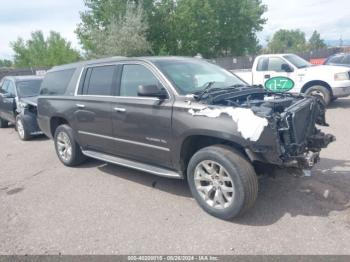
top-left (20, 96), bottom-right (38, 107)
top-left (299, 64), bottom-right (350, 74)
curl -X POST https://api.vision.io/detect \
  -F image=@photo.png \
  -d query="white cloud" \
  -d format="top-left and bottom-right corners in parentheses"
top-left (0, 0), bottom-right (84, 60)
top-left (1, 0), bottom-right (350, 59)
top-left (259, 0), bottom-right (350, 43)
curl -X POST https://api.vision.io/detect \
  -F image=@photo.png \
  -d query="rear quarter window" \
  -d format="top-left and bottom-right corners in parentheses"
top-left (40, 69), bottom-right (75, 95)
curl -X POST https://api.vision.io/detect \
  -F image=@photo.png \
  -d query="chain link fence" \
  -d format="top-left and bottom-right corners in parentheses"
top-left (0, 67), bottom-right (49, 81)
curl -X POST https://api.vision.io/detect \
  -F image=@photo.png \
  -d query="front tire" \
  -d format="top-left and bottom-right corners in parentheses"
top-left (187, 145), bottom-right (258, 220)
top-left (16, 115), bottom-right (31, 141)
top-left (305, 85), bottom-right (331, 106)
top-left (54, 124), bottom-right (87, 166)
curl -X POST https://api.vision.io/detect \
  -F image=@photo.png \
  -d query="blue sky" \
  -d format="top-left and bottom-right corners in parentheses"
top-left (0, 0), bottom-right (349, 60)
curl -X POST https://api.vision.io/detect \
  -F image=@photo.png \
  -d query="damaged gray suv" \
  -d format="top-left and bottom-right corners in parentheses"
top-left (37, 57), bottom-right (335, 219)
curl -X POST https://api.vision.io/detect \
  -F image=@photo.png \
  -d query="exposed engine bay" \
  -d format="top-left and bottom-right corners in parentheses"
top-left (199, 87), bottom-right (336, 169)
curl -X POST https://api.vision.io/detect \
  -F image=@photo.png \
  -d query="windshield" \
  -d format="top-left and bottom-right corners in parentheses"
top-left (283, 54), bottom-right (311, 68)
top-left (16, 79), bottom-right (42, 98)
top-left (154, 59), bottom-right (246, 95)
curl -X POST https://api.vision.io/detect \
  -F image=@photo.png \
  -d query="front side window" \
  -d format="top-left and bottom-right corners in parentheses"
top-left (154, 59), bottom-right (245, 95)
top-left (0, 80), bottom-right (10, 93)
top-left (120, 64), bottom-right (159, 97)
top-left (16, 80), bottom-right (42, 98)
top-left (6, 81), bottom-right (16, 95)
top-left (84, 65), bottom-right (116, 96)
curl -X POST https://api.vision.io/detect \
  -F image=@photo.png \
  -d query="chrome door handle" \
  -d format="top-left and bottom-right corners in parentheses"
top-left (114, 107), bottom-right (126, 112)
top-left (76, 104), bottom-right (85, 109)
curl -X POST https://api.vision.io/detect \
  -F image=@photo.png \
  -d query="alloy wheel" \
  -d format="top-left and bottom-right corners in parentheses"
top-left (17, 118), bottom-right (25, 139)
top-left (56, 131), bottom-right (72, 162)
top-left (194, 160), bottom-right (235, 209)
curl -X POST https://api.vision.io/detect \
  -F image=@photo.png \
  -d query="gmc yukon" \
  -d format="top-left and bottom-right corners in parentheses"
top-left (37, 57), bottom-right (334, 219)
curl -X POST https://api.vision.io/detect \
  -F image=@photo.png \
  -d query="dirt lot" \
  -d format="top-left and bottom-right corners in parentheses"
top-left (1, 98), bottom-right (350, 255)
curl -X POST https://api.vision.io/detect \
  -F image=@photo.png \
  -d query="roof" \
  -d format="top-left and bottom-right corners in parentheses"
top-left (49, 56), bottom-right (202, 72)
top-left (257, 53), bottom-right (294, 57)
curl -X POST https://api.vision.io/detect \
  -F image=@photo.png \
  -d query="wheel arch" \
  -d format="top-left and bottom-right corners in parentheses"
top-left (178, 134), bottom-right (248, 176)
top-left (50, 116), bottom-right (70, 138)
top-left (301, 80), bottom-right (333, 96)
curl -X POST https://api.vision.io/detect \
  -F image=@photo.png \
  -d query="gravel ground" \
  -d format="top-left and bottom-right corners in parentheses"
top-left (0, 98), bottom-right (350, 255)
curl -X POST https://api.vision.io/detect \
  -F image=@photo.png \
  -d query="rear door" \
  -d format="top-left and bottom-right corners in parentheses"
top-left (73, 64), bottom-right (119, 155)
top-left (110, 62), bottom-right (174, 168)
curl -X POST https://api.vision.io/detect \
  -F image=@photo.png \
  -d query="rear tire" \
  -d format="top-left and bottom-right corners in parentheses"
top-left (54, 124), bottom-right (87, 166)
top-left (16, 115), bottom-right (31, 141)
top-left (0, 118), bottom-right (8, 128)
top-left (187, 145), bottom-right (258, 220)
top-left (305, 85), bottom-right (331, 106)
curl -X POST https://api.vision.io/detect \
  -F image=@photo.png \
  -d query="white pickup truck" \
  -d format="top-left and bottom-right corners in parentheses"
top-left (233, 54), bottom-right (350, 105)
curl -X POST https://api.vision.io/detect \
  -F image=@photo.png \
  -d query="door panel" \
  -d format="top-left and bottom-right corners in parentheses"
top-left (111, 63), bottom-right (173, 168)
top-left (73, 65), bottom-right (118, 155)
top-left (73, 97), bottom-right (115, 155)
top-left (254, 57), bottom-right (297, 90)
top-left (111, 97), bottom-right (173, 168)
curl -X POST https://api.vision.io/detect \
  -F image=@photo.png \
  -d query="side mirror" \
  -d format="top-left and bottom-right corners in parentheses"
top-left (138, 84), bottom-right (168, 99)
top-left (1, 93), bottom-right (15, 99)
top-left (281, 63), bottom-right (293, 73)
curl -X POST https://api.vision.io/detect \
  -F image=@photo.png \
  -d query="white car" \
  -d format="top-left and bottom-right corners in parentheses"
top-left (234, 54), bottom-right (350, 105)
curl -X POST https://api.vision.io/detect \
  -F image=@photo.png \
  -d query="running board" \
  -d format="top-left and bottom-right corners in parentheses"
top-left (82, 150), bottom-right (183, 179)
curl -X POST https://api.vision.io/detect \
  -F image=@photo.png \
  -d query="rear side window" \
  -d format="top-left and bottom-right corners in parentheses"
top-left (40, 69), bottom-right (75, 95)
top-left (256, 58), bottom-right (268, 71)
top-left (82, 65), bottom-right (116, 96)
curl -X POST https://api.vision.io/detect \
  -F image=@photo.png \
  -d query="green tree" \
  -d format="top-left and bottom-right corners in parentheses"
top-left (11, 31), bottom-right (81, 67)
top-left (267, 29), bottom-right (307, 53)
top-left (0, 59), bottom-right (13, 68)
top-left (173, 0), bottom-right (266, 57)
top-left (308, 30), bottom-right (326, 51)
top-left (76, 0), bottom-right (266, 58)
top-left (76, 0), bottom-right (153, 53)
top-left (88, 2), bottom-right (152, 57)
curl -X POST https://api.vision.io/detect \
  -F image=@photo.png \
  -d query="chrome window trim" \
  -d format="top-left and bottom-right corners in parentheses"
top-left (73, 60), bottom-right (178, 99)
top-left (74, 94), bottom-right (160, 101)
top-left (78, 130), bottom-right (170, 152)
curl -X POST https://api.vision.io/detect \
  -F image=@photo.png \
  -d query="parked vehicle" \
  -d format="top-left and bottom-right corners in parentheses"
top-left (324, 53), bottom-right (350, 67)
top-left (0, 75), bottom-right (44, 140)
top-left (37, 57), bottom-right (334, 219)
top-left (233, 53), bottom-right (350, 105)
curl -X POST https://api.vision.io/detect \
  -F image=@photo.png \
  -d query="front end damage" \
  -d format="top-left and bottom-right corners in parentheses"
top-left (198, 87), bottom-right (335, 169)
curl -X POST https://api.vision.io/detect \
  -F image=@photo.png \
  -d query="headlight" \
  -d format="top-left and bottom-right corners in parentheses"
top-left (334, 72), bottom-right (350, 81)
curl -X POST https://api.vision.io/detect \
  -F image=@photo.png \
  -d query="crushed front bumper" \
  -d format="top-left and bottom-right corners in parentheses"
top-left (247, 97), bottom-right (335, 169)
